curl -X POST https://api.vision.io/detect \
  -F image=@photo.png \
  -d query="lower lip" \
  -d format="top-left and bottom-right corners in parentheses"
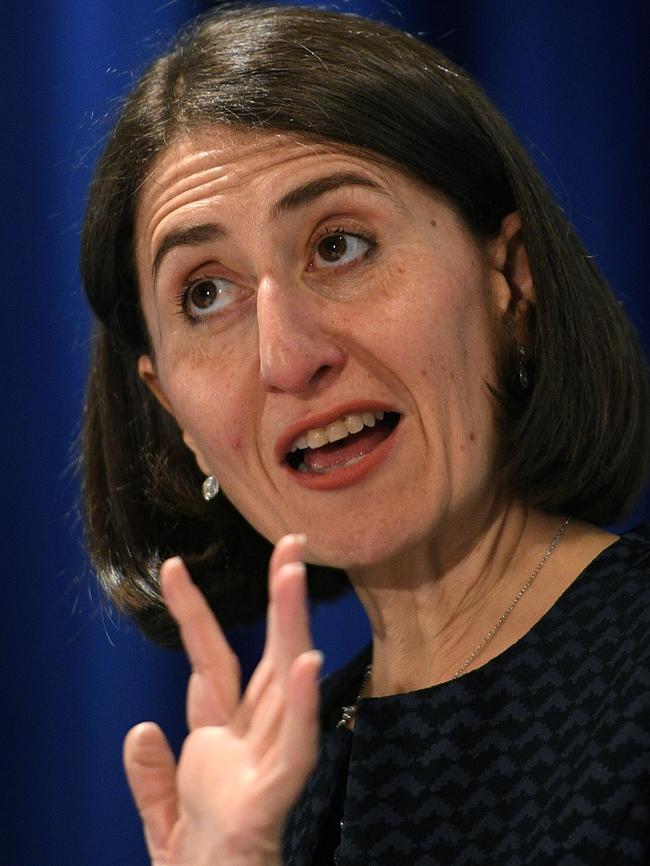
top-left (283, 419), bottom-right (401, 491)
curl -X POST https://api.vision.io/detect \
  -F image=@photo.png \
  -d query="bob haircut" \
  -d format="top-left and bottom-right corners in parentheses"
top-left (81, 3), bottom-right (649, 647)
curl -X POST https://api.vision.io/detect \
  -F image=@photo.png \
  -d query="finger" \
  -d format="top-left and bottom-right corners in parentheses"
top-left (265, 536), bottom-right (312, 672)
top-left (123, 722), bottom-right (178, 859)
top-left (281, 650), bottom-right (323, 765)
top-left (245, 534), bottom-right (309, 706)
top-left (268, 532), bottom-right (307, 577)
top-left (235, 557), bottom-right (312, 736)
top-left (245, 667), bottom-right (288, 761)
top-left (161, 557), bottom-right (241, 727)
top-left (261, 650), bottom-right (323, 801)
top-left (185, 667), bottom-right (236, 730)
top-left (270, 561), bottom-right (312, 678)
top-left (242, 560), bottom-right (310, 728)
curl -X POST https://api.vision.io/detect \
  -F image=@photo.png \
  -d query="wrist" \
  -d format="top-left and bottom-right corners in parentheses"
top-left (221, 850), bottom-right (282, 866)
top-left (217, 833), bottom-right (282, 866)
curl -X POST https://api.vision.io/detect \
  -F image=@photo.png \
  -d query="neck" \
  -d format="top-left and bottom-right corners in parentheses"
top-left (348, 502), bottom-right (578, 696)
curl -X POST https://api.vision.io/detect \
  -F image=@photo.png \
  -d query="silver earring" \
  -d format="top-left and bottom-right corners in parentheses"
top-left (202, 475), bottom-right (219, 501)
top-left (518, 345), bottom-right (529, 389)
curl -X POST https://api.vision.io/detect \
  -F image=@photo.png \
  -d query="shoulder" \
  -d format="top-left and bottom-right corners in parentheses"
top-left (574, 523), bottom-right (650, 620)
top-left (592, 522), bottom-right (650, 571)
top-left (554, 523), bottom-right (650, 692)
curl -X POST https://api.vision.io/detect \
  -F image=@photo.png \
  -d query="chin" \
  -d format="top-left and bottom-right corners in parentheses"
top-left (304, 523), bottom-right (424, 574)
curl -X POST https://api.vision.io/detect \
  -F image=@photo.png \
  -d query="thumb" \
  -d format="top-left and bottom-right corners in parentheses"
top-left (124, 722), bottom-right (178, 858)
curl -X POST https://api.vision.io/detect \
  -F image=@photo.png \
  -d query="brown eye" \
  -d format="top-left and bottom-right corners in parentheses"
top-left (183, 277), bottom-right (248, 319)
top-left (313, 231), bottom-right (372, 269)
top-left (318, 233), bottom-right (348, 262)
top-left (189, 279), bottom-right (218, 310)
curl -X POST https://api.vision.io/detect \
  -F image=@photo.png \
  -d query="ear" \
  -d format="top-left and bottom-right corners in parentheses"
top-left (487, 211), bottom-right (534, 336)
top-left (137, 354), bottom-right (174, 414)
top-left (137, 355), bottom-right (212, 476)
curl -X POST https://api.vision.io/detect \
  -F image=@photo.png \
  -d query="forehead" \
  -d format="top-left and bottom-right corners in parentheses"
top-left (135, 126), bottom-right (405, 266)
top-left (139, 125), bottom-right (391, 204)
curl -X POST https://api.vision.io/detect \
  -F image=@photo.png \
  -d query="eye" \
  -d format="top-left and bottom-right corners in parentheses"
top-left (311, 231), bottom-right (373, 269)
top-left (181, 277), bottom-right (248, 320)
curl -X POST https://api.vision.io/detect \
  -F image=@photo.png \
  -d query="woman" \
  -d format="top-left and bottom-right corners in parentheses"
top-left (80, 5), bottom-right (650, 864)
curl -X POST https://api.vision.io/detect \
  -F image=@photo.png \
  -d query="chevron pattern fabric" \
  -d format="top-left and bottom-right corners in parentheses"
top-left (284, 525), bottom-right (650, 865)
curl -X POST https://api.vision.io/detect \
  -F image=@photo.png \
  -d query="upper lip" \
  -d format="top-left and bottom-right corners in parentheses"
top-left (275, 400), bottom-right (398, 462)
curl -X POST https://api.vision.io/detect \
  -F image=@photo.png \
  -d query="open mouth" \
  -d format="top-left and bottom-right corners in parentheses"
top-left (285, 411), bottom-right (401, 475)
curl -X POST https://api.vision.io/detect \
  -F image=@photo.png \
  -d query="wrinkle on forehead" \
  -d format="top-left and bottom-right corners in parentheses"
top-left (135, 126), bottom-right (400, 271)
top-left (139, 130), bottom-right (295, 237)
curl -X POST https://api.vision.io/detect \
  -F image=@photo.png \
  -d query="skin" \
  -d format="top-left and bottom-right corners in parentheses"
top-left (136, 128), bottom-right (530, 566)
top-left (124, 535), bottom-right (318, 866)
top-left (126, 126), bottom-right (616, 862)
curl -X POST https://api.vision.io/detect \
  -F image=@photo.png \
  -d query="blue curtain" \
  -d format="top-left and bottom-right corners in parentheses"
top-left (3, 2), bottom-right (647, 864)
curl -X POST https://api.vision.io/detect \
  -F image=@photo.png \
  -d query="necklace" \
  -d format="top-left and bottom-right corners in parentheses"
top-left (337, 516), bottom-right (571, 729)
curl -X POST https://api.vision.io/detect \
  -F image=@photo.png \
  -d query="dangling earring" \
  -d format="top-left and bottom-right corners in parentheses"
top-left (518, 345), bottom-right (529, 389)
top-left (202, 475), bottom-right (219, 501)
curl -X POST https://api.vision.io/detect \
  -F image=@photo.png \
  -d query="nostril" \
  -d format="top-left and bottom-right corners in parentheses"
top-left (309, 364), bottom-right (337, 388)
top-left (263, 361), bottom-right (343, 396)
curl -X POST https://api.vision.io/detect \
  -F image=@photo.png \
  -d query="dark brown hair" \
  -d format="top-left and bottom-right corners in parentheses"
top-left (81, 4), bottom-right (649, 646)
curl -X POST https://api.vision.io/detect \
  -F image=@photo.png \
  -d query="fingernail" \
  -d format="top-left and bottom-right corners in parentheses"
top-left (311, 650), bottom-right (325, 666)
top-left (159, 556), bottom-right (183, 581)
top-left (292, 533), bottom-right (307, 545)
top-left (165, 555), bottom-right (184, 568)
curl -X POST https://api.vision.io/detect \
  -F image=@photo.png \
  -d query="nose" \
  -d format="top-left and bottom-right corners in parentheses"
top-left (257, 274), bottom-right (346, 394)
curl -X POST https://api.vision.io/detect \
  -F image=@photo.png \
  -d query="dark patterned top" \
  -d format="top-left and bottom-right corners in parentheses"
top-left (283, 525), bottom-right (650, 865)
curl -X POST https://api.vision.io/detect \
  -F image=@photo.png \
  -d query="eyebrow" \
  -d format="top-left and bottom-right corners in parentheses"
top-left (151, 172), bottom-right (387, 276)
top-left (152, 223), bottom-right (227, 277)
top-left (270, 171), bottom-right (387, 218)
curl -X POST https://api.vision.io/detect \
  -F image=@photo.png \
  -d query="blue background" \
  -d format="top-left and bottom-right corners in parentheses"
top-left (2, 1), bottom-right (648, 863)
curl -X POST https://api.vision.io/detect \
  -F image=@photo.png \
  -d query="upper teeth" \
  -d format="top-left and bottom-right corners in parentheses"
top-left (289, 410), bottom-right (385, 453)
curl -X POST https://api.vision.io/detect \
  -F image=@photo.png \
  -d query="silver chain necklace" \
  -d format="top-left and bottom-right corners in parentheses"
top-left (337, 517), bottom-right (571, 729)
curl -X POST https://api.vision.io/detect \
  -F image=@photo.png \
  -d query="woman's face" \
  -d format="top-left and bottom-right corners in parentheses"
top-left (135, 127), bottom-right (524, 570)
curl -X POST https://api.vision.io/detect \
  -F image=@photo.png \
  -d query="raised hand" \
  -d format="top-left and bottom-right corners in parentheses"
top-left (123, 534), bottom-right (322, 866)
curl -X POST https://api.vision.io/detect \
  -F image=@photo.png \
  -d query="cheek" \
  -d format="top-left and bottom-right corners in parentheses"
top-left (158, 348), bottom-right (250, 463)
top-left (405, 272), bottom-right (496, 429)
